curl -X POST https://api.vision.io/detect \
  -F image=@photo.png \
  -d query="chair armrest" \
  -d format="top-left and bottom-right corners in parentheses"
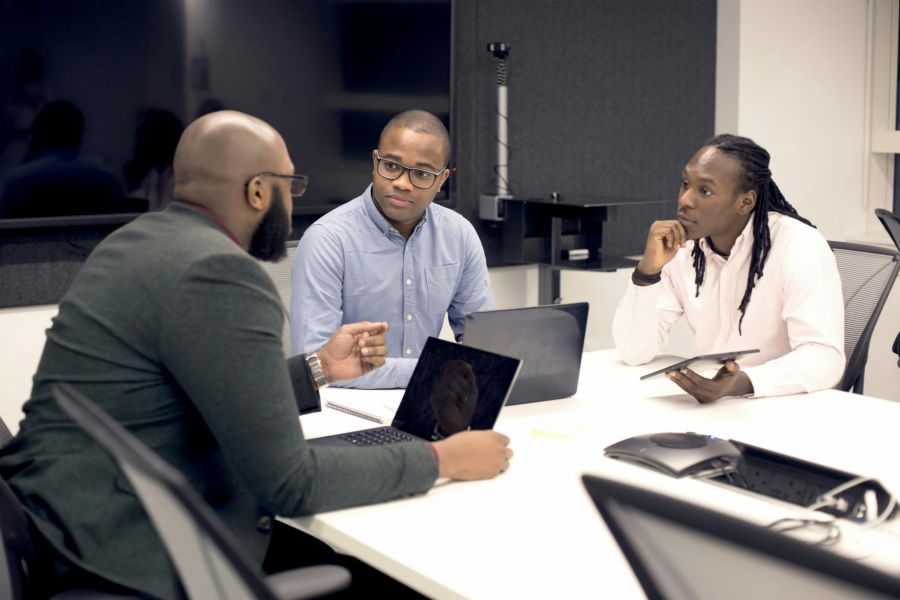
top-left (266, 564), bottom-right (351, 600)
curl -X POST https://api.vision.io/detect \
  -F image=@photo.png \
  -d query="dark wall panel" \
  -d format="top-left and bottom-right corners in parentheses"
top-left (1, 0), bottom-right (716, 308)
top-left (451, 0), bottom-right (716, 261)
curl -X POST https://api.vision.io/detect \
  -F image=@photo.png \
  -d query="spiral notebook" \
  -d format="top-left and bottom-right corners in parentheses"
top-left (322, 389), bottom-right (399, 425)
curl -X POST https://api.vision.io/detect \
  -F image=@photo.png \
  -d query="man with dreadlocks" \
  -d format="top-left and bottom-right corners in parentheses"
top-left (613, 134), bottom-right (844, 403)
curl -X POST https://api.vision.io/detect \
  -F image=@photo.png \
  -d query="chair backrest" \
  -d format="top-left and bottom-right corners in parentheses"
top-left (0, 476), bottom-right (33, 600)
top-left (0, 416), bottom-right (34, 600)
top-left (258, 241), bottom-right (299, 358)
top-left (52, 383), bottom-right (279, 600)
top-left (875, 208), bottom-right (900, 252)
top-left (829, 241), bottom-right (900, 393)
top-left (0, 418), bottom-right (11, 448)
top-left (875, 210), bottom-right (900, 368)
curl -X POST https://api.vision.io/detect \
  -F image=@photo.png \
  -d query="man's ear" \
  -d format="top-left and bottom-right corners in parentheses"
top-left (371, 149), bottom-right (379, 175)
top-left (435, 167), bottom-right (450, 191)
top-left (245, 175), bottom-right (266, 211)
top-left (739, 189), bottom-right (757, 215)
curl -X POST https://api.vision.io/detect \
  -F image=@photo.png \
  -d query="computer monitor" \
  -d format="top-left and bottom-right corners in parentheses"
top-left (582, 474), bottom-right (900, 600)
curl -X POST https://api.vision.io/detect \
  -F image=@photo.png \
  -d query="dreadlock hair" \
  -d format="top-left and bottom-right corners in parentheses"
top-left (691, 134), bottom-right (814, 334)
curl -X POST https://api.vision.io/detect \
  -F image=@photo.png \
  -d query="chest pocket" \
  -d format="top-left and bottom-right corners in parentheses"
top-left (426, 263), bottom-right (459, 313)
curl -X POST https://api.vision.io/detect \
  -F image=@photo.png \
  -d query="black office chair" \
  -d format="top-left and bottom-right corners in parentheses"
top-left (1, 416), bottom-right (132, 599)
top-left (0, 416), bottom-right (31, 600)
top-left (875, 208), bottom-right (900, 251)
top-left (829, 241), bottom-right (900, 393)
top-left (875, 209), bottom-right (900, 368)
top-left (0, 418), bottom-right (11, 448)
top-left (52, 383), bottom-right (351, 600)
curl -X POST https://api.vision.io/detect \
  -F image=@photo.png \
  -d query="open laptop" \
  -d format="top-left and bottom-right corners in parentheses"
top-left (582, 474), bottom-right (900, 600)
top-left (462, 302), bottom-right (589, 405)
top-left (309, 337), bottom-right (521, 446)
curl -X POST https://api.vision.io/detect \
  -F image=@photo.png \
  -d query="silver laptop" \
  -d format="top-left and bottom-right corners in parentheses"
top-left (309, 337), bottom-right (521, 446)
top-left (462, 302), bottom-right (589, 405)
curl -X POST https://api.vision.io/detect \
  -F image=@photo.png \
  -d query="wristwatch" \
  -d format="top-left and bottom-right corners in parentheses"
top-left (305, 352), bottom-right (329, 391)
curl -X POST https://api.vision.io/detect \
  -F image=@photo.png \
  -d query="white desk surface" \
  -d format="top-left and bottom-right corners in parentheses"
top-left (285, 349), bottom-right (900, 599)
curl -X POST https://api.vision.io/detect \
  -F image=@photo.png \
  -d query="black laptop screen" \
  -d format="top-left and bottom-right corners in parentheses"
top-left (391, 337), bottom-right (521, 441)
top-left (462, 302), bottom-right (588, 404)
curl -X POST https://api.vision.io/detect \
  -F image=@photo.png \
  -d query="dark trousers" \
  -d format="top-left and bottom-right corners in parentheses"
top-left (263, 521), bottom-right (427, 599)
top-left (29, 518), bottom-right (426, 599)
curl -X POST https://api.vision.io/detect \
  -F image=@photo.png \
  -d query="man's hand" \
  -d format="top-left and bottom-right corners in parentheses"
top-left (635, 220), bottom-right (688, 285)
top-left (316, 321), bottom-right (388, 383)
top-left (431, 431), bottom-right (513, 480)
top-left (666, 360), bottom-right (754, 403)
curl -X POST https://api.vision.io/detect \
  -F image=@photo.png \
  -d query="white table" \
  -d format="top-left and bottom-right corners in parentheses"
top-left (285, 350), bottom-right (900, 599)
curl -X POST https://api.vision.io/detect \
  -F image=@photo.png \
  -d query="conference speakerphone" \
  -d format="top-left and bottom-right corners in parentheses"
top-left (605, 432), bottom-right (897, 524)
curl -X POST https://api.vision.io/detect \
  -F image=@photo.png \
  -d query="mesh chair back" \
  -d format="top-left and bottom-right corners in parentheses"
top-left (829, 241), bottom-right (900, 393)
top-left (258, 241), bottom-right (299, 358)
top-left (0, 423), bottom-right (34, 600)
top-left (0, 418), bottom-right (11, 448)
top-left (52, 383), bottom-right (278, 600)
top-left (875, 208), bottom-right (900, 252)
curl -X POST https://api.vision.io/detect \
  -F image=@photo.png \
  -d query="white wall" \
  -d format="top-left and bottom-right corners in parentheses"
top-left (721, 0), bottom-right (870, 242)
top-left (0, 305), bottom-right (56, 434)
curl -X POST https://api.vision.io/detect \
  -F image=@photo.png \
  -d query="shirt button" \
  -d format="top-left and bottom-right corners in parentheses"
top-left (405, 348), bottom-right (412, 355)
top-left (406, 314), bottom-right (413, 321)
top-left (406, 278), bottom-right (412, 286)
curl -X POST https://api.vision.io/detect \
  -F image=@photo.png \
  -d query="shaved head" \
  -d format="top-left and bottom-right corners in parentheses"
top-left (378, 110), bottom-right (450, 165)
top-left (173, 110), bottom-right (290, 209)
top-left (172, 110), bottom-right (295, 251)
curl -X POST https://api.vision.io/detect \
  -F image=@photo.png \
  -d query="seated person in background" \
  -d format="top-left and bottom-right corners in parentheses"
top-left (0, 110), bottom-right (512, 599)
top-left (0, 99), bottom-right (131, 218)
top-left (291, 109), bottom-right (493, 388)
top-left (613, 134), bottom-right (844, 403)
top-left (123, 108), bottom-right (184, 212)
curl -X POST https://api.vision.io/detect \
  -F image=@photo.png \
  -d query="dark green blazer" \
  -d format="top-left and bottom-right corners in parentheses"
top-left (0, 203), bottom-right (437, 599)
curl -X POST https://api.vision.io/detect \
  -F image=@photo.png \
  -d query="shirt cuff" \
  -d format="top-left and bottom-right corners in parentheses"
top-left (630, 280), bottom-right (663, 307)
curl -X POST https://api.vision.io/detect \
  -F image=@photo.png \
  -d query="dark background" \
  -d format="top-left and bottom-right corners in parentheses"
top-left (0, 0), bottom-right (715, 307)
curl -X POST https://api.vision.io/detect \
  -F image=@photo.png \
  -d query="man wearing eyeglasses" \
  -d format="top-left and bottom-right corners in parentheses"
top-left (291, 109), bottom-right (493, 388)
top-left (1, 110), bottom-right (512, 598)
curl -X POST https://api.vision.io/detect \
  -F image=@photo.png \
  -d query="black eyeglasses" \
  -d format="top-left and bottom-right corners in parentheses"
top-left (375, 152), bottom-right (446, 190)
top-left (247, 172), bottom-right (309, 197)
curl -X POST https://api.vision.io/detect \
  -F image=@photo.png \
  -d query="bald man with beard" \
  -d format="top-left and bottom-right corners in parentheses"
top-left (0, 111), bottom-right (513, 599)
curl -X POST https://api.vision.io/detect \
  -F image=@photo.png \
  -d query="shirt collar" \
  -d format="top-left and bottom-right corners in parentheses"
top-left (363, 184), bottom-right (430, 238)
top-left (171, 200), bottom-right (243, 247)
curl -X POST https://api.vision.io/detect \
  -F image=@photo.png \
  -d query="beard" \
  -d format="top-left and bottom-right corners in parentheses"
top-left (249, 185), bottom-right (291, 262)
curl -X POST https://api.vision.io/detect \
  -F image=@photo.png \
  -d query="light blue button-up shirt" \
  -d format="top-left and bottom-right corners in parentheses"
top-left (290, 186), bottom-right (493, 388)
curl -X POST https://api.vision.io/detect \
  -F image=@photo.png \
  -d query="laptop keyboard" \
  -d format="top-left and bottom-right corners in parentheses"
top-left (339, 427), bottom-right (417, 446)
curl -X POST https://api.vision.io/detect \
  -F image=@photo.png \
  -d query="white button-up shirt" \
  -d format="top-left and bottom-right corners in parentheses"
top-left (613, 212), bottom-right (845, 397)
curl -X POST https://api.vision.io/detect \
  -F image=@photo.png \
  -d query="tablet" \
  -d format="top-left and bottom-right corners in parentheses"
top-left (639, 349), bottom-right (760, 380)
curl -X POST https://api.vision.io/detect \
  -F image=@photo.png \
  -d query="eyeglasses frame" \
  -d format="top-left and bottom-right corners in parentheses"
top-left (374, 151), bottom-right (448, 190)
top-left (246, 172), bottom-right (309, 198)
